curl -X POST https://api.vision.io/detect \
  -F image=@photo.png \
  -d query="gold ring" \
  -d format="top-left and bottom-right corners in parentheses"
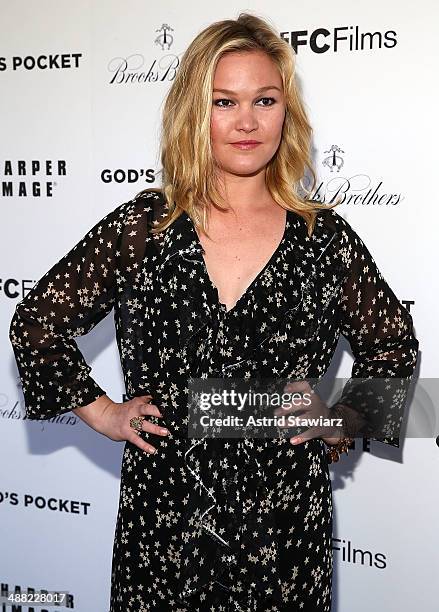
top-left (130, 416), bottom-right (145, 434)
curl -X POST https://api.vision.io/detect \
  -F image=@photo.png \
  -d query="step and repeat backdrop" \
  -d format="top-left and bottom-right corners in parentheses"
top-left (1, 1), bottom-right (437, 611)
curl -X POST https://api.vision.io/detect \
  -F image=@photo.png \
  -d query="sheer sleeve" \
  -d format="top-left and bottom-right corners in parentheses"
top-left (9, 196), bottom-right (145, 420)
top-left (329, 212), bottom-right (419, 448)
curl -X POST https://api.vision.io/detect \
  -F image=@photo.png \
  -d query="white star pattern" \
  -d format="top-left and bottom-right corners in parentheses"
top-left (9, 189), bottom-right (418, 611)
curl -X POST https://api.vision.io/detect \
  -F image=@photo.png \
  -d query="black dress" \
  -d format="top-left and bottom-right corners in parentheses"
top-left (9, 189), bottom-right (419, 611)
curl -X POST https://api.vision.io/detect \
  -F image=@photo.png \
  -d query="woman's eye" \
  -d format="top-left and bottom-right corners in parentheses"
top-left (257, 97), bottom-right (276, 106)
top-left (213, 97), bottom-right (276, 108)
top-left (213, 98), bottom-right (233, 108)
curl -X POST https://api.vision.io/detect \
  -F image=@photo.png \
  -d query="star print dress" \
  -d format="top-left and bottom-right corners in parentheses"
top-left (9, 189), bottom-right (419, 611)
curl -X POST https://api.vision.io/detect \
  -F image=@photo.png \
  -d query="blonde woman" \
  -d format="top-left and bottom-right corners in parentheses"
top-left (10, 13), bottom-right (418, 612)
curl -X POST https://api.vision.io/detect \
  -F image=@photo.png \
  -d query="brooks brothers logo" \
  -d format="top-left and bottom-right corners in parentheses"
top-left (323, 145), bottom-right (345, 173)
top-left (311, 144), bottom-right (403, 206)
top-left (0, 387), bottom-right (79, 425)
top-left (1, 386), bottom-right (129, 425)
top-left (0, 52), bottom-right (82, 71)
top-left (0, 159), bottom-right (67, 197)
top-left (332, 538), bottom-right (387, 568)
top-left (154, 23), bottom-right (175, 50)
top-left (107, 23), bottom-right (178, 85)
top-left (281, 25), bottom-right (397, 53)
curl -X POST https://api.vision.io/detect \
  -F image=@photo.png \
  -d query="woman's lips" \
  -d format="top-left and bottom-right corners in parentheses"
top-left (230, 142), bottom-right (262, 150)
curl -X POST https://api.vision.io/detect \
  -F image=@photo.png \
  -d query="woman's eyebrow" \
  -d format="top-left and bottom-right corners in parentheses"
top-left (213, 85), bottom-right (282, 94)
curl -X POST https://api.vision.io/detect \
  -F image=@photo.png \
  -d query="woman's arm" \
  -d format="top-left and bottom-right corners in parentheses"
top-left (71, 393), bottom-right (115, 431)
top-left (9, 195), bottom-right (151, 421)
top-left (329, 212), bottom-right (419, 447)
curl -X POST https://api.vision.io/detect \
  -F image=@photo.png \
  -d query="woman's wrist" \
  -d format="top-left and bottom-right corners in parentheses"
top-left (72, 394), bottom-right (116, 431)
top-left (322, 433), bottom-right (345, 446)
top-left (322, 403), bottom-right (356, 461)
top-left (330, 402), bottom-right (367, 438)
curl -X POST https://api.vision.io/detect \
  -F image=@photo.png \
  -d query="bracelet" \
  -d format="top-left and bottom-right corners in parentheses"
top-left (324, 403), bottom-right (357, 463)
top-left (326, 436), bottom-right (354, 464)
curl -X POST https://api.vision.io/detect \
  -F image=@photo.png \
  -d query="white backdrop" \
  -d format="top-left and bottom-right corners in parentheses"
top-left (1, 2), bottom-right (437, 611)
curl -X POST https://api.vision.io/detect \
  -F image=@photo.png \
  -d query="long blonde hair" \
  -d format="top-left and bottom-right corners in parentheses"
top-left (138, 12), bottom-right (338, 237)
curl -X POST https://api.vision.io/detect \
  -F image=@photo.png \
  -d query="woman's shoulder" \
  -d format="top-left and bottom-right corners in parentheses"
top-left (127, 187), bottom-right (165, 212)
top-left (313, 205), bottom-right (360, 244)
top-left (128, 188), bottom-right (169, 226)
top-left (312, 206), bottom-right (381, 266)
top-left (314, 205), bottom-right (347, 231)
top-left (106, 188), bottom-right (168, 235)
top-left (109, 189), bottom-right (167, 272)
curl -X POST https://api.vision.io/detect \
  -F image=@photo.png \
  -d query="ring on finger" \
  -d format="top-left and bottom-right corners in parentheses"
top-left (130, 416), bottom-right (146, 435)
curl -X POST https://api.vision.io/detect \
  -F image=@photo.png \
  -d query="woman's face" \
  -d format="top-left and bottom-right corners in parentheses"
top-left (210, 50), bottom-right (286, 179)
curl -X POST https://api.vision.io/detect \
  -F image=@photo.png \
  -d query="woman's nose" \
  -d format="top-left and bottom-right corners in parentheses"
top-left (235, 105), bottom-right (258, 130)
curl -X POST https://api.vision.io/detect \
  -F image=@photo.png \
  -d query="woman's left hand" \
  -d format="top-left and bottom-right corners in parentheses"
top-left (273, 380), bottom-right (343, 446)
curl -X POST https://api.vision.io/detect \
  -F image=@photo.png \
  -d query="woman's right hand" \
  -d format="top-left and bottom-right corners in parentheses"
top-left (97, 394), bottom-right (169, 454)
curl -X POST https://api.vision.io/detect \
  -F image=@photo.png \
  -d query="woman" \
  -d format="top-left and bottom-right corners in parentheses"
top-left (9, 13), bottom-right (418, 612)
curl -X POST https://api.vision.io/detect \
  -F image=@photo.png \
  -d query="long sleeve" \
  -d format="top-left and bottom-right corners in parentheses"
top-left (9, 199), bottom-right (136, 420)
top-left (329, 212), bottom-right (419, 448)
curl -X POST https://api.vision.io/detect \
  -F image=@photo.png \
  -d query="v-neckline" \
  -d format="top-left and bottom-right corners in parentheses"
top-left (193, 207), bottom-right (290, 315)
